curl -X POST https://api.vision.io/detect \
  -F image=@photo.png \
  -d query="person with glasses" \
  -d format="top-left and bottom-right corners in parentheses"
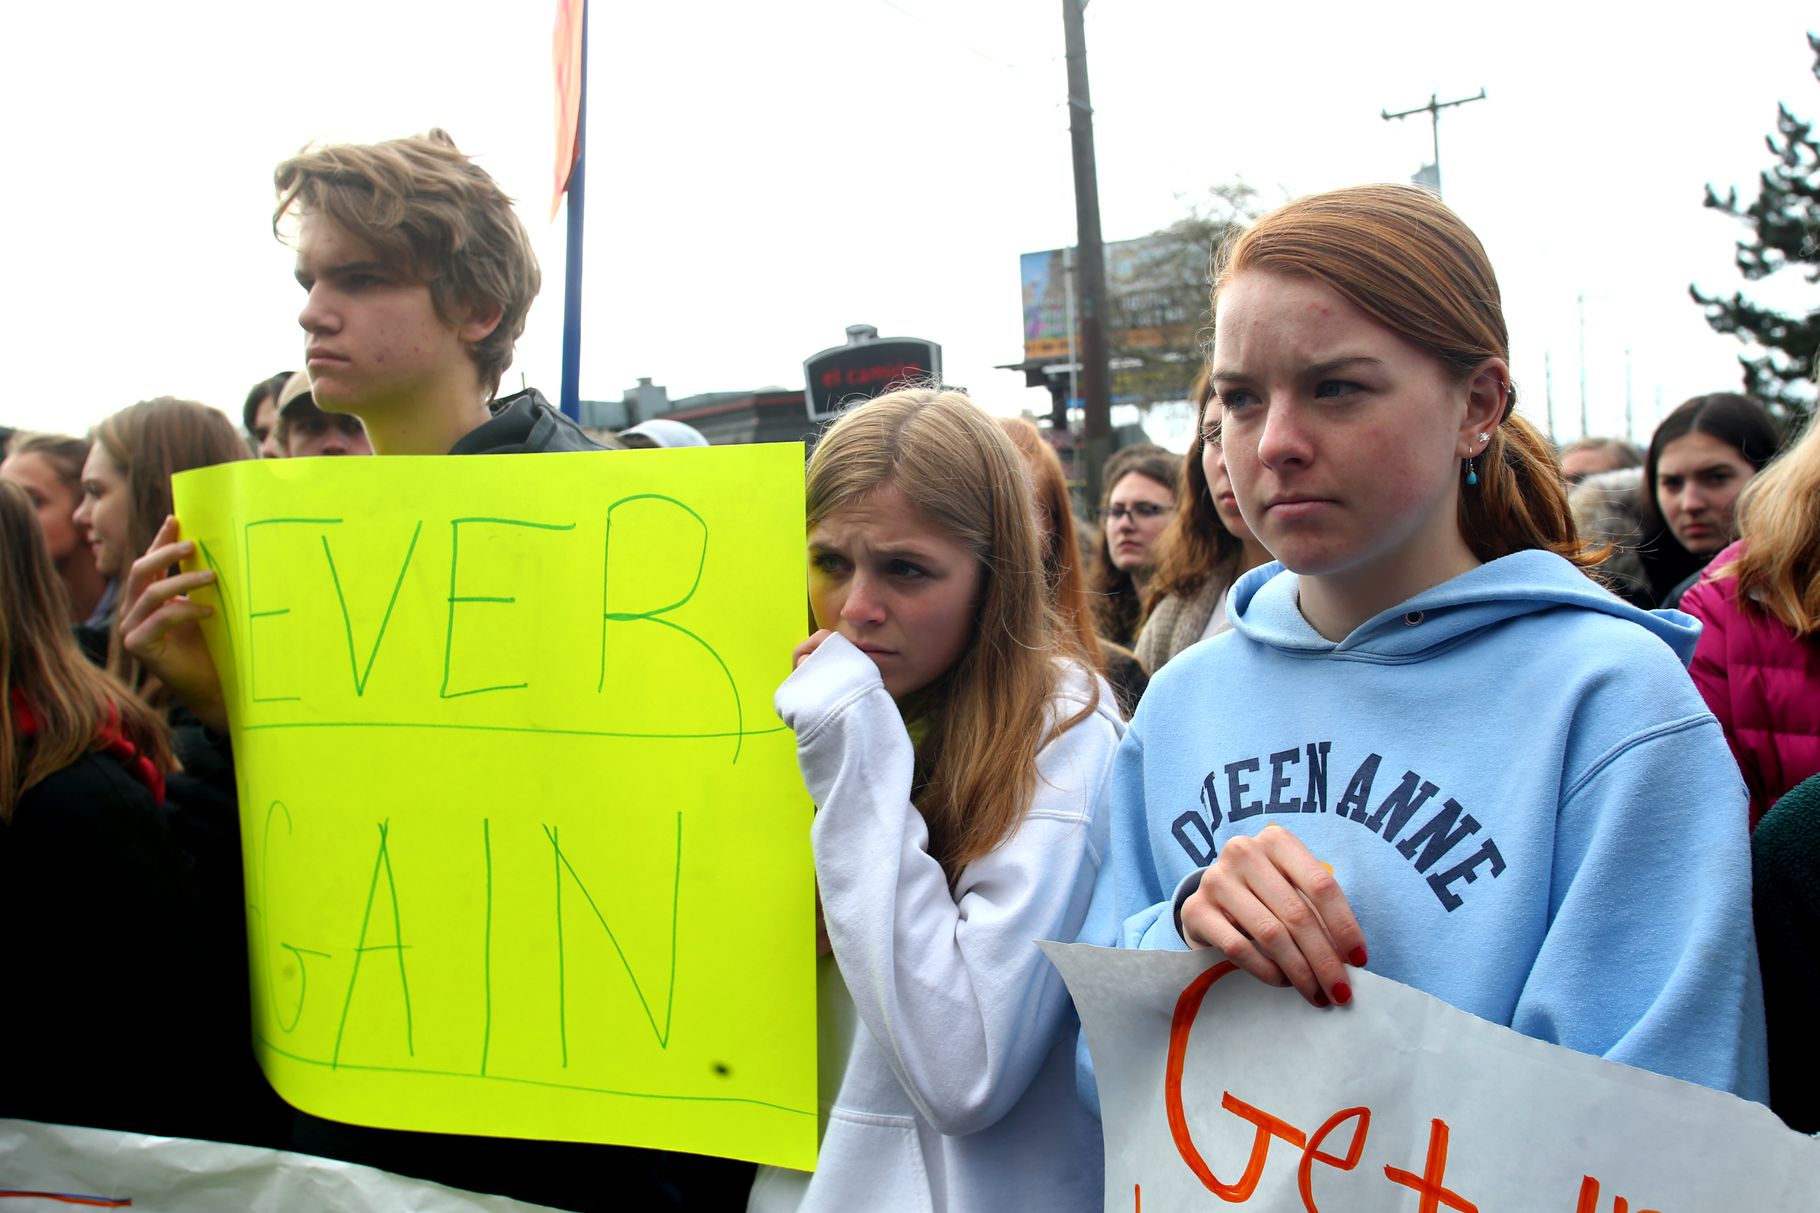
top-left (1088, 444), bottom-right (1178, 650)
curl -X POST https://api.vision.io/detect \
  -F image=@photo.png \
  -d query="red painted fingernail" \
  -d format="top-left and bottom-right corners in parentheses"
top-left (1348, 946), bottom-right (1368, 967)
top-left (1332, 981), bottom-right (1352, 1005)
top-left (1312, 991), bottom-right (1330, 1008)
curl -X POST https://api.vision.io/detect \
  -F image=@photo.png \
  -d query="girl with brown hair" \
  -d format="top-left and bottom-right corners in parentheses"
top-left (994, 417), bottom-right (1101, 669)
top-left (752, 388), bottom-right (1123, 1212)
top-left (997, 416), bottom-right (1148, 716)
top-left (1134, 372), bottom-right (1273, 671)
top-left (74, 398), bottom-right (246, 764)
top-left (1081, 184), bottom-right (1765, 1104)
top-left (1636, 392), bottom-right (1783, 607)
top-left (1, 433), bottom-right (109, 629)
top-left (1, 479), bottom-right (172, 820)
top-left (0, 478), bottom-right (226, 1135)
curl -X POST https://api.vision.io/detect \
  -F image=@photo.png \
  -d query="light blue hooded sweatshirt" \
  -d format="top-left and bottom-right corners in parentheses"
top-left (1077, 549), bottom-right (1769, 1107)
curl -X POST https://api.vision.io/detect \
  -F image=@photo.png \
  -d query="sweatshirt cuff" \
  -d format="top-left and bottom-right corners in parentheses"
top-left (1171, 866), bottom-right (1207, 944)
top-left (774, 632), bottom-right (886, 740)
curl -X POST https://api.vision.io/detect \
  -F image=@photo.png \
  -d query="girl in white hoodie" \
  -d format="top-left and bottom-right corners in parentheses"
top-left (748, 388), bottom-right (1124, 1213)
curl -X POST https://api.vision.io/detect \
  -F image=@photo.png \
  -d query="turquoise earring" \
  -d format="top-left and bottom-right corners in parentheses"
top-left (1466, 432), bottom-right (1488, 487)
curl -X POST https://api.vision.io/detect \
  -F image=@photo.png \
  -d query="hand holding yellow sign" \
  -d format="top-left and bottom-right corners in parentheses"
top-left (172, 446), bottom-right (817, 1169)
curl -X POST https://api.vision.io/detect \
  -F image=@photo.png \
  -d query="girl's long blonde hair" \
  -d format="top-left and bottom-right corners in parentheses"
top-left (1719, 414), bottom-right (1820, 635)
top-left (2, 481), bottom-right (172, 820)
top-left (809, 388), bottom-right (1095, 880)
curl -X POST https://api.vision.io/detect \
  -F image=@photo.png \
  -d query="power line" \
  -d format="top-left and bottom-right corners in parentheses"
top-left (872, 0), bottom-right (1027, 69)
top-left (1380, 88), bottom-right (1486, 198)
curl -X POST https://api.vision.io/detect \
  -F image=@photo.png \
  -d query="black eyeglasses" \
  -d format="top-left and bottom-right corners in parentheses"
top-left (1102, 501), bottom-right (1173, 522)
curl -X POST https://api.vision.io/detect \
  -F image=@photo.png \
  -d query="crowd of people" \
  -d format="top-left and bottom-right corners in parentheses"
top-left (1, 129), bottom-right (1815, 1213)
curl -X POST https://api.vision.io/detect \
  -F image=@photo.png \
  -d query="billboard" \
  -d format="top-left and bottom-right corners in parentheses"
top-left (1020, 233), bottom-right (1211, 404)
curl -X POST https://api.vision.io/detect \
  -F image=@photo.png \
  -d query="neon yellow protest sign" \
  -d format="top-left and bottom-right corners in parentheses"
top-left (173, 446), bottom-right (816, 1170)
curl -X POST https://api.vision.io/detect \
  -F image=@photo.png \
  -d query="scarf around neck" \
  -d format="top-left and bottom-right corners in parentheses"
top-left (9, 686), bottom-right (166, 806)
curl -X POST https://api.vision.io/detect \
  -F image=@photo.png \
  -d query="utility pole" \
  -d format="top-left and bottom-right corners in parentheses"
top-left (1063, 245), bottom-right (1078, 426)
top-left (1544, 350), bottom-right (1556, 440)
top-left (1624, 349), bottom-right (1634, 444)
top-left (1380, 88), bottom-right (1486, 198)
top-left (1062, 0), bottom-right (1113, 509)
top-left (1577, 292), bottom-right (1589, 438)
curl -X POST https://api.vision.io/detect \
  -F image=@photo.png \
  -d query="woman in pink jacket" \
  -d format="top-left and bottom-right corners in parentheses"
top-left (1681, 410), bottom-right (1820, 829)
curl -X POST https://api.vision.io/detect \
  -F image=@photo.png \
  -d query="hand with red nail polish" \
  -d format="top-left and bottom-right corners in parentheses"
top-left (1178, 823), bottom-right (1370, 1009)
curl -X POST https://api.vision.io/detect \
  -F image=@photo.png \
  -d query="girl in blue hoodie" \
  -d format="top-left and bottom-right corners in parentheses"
top-left (1080, 184), bottom-right (1768, 1101)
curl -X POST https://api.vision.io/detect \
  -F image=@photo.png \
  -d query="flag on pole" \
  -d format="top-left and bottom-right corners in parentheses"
top-left (551, 0), bottom-right (586, 219)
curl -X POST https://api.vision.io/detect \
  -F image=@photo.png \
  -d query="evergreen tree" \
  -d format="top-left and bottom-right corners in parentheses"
top-left (1691, 33), bottom-right (1820, 420)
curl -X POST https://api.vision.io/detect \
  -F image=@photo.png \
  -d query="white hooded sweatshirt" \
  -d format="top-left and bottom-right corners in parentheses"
top-left (750, 634), bottom-right (1123, 1213)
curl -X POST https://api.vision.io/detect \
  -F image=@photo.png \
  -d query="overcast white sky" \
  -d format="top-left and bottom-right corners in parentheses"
top-left (3, 1), bottom-right (1815, 449)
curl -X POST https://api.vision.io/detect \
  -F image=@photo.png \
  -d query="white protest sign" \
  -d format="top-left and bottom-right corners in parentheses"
top-left (1045, 943), bottom-right (1817, 1211)
top-left (0, 1119), bottom-right (556, 1212)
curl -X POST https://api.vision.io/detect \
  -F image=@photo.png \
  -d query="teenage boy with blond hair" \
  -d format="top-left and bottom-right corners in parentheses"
top-left (278, 127), bottom-right (600, 457)
top-left (123, 129), bottom-right (610, 729)
top-left (118, 133), bottom-right (747, 1210)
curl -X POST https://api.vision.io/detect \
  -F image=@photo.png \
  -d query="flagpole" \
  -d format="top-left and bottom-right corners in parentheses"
top-left (558, 1), bottom-right (588, 421)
